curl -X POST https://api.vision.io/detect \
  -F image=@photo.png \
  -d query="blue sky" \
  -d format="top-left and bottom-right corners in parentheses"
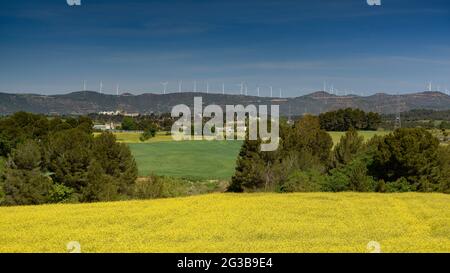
top-left (0, 0), bottom-right (449, 96)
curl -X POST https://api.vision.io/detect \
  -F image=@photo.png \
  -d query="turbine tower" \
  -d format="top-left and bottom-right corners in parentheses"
top-left (83, 80), bottom-right (86, 91)
top-left (240, 82), bottom-right (244, 95)
top-left (99, 81), bottom-right (103, 94)
top-left (279, 88), bottom-right (282, 98)
top-left (116, 84), bottom-right (119, 96)
top-left (257, 85), bottom-right (260, 97)
top-left (270, 86), bottom-right (273, 98)
top-left (206, 82), bottom-right (209, 94)
top-left (428, 82), bottom-right (432, 92)
top-left (178, 80), bottom-right (182, 93)
top-left (222, 83), bottom-right (225, 95)
top-left (161, 82), bottom-right (168, 94)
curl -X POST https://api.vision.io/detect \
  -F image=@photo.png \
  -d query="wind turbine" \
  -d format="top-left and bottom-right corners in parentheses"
top-left (161, 82), bottom-right (168, 94)
top-left (240, 82), bottom-right (244, 95)
top-left (206, 82), bottom-right (209, 94)
top-left (257, 85), bottom-right (260, 97)
top-left (99, 81), bottom-right (103, 94)
top-left (116, 84), bottom-right (119, 96)
top-left (245, 83), bottom-right (248, 96)
top-left (178, 80), bottom-right (182, 93)
top-left (428, 82), bottom-right (432, 91)
top-left (222, 83), bottom-right (225, 95)
top-left (83, 80), bottom-right (86, 91)
top-left (270, 86), bottom-right (273, 98)
top-left (279, 88), bottom-right (282, 98)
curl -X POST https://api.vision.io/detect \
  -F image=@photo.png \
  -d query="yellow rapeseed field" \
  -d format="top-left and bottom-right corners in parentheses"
top-left (0, 193), bottom-right (449, 253)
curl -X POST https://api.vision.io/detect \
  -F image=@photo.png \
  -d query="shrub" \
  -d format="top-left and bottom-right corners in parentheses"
top-left (133, 176), bottom-right (165, 199)
top-left (385, 177), bottom-right (412, 193)
top-left (323, 170), bottom-right (349, 192)
top-left (49, 183), bottom-right (76, 203)
top-left (140, 126), bottom-right (157, 142)
top-left (281, 169), bottom-right (324, 192)
top-left (324, 155), bottom-right (375, 192)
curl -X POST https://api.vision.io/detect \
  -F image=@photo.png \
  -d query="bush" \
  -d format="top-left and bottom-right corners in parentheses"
top-left (49, 183), bottom-right (76, 203)
top-left (324, 155), bottom-right (375, 192)
top-left (281, 169), bottom-right (324, 192)
top-left (385, 177), bottom-right (412, 193)
top-left (323, 170), bottom-right (349, 192)
top-left (140, 126), bottom-right (157, 142)
top-left (133, 175), bottom-right (224, 199)
top-left (133, 176), bottom-right (165, 199)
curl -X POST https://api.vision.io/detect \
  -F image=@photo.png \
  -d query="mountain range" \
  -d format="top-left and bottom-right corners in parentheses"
top-left (1, 90), bottom-right (449, 116)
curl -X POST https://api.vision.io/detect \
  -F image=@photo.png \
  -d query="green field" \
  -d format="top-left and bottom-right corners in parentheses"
top-left (129, 141), bottom-right (243, 180)
top-left (0, 192), bottom-right (449, 253)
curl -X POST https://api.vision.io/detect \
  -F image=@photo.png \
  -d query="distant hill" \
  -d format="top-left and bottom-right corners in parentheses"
top-left (0, 90), bottom-right (449, 116)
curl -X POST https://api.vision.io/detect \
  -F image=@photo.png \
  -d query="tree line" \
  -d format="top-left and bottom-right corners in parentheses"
top-left (319, 108), bottom-right (381, 131)
top-left (381, 109), bottom-right (450, 130)
top-left (229, 116), bottom-right (450, 193)
top-left (0, 112), bottom-right (138, 205)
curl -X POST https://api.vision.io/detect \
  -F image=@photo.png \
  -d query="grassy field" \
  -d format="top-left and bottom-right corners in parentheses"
top-left (0, 192), bottom-right (448, 253)
top-left (129, 141), bottom-right (243, 179)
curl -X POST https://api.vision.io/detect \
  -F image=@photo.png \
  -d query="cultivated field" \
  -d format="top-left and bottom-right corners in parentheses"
top-left (0, 192), bottom-right (449, 253)
top-left (129, 141), bottom-right (243, 179)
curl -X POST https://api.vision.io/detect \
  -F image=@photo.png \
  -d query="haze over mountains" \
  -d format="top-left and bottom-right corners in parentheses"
top-left (0, 90), bottom-right (449, 116)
